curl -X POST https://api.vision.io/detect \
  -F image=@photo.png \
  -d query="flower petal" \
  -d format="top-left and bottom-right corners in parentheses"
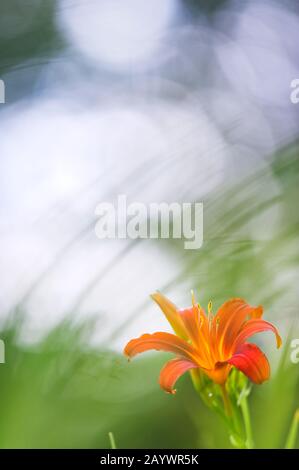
top-left (124, 331), bottom-right (200, 363)
top-left (233, 318), bottom-right (282, 351)
top-left (214, 298), bottom-right (264, 359)
top-left (159, 358), bottom-right (198, 394)
top-left (178, 306), bottom-right (202, 343)
top-left (151, 292), bottom-right (188, 339)
top-left (179, 306), bottom-right (213, 367)
top-left (227, 343), bottom-right (270, 384)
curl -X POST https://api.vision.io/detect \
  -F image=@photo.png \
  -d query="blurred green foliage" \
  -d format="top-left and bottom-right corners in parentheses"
top-left (0, 316), bottom-right (201, 448)
top-left (0, 0), bottom-right (62, 75)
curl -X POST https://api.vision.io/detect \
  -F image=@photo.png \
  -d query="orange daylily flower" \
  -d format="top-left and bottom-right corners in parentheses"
top-left (124, 292), bottom-right (282, 394)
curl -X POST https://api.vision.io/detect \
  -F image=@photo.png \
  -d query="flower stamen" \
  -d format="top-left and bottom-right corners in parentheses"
top-left (191, 290), bottom-right (196, 307)
top-left (208, 300), bottom-right (213, 330)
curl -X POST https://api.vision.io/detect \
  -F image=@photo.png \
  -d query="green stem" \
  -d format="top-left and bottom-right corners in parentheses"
top-left (285, 409), bottom-right (299, 449)
top-left (108, 431), bottom-right (117, 449)
top-left (221, 384), bottom-right (246, 449)
top-left (221, 384), bottom-right (232, 417)
top-left (240, 396), bottom-right (254, 449)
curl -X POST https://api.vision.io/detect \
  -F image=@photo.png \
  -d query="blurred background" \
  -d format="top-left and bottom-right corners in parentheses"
top-left (0, 0), bottom-right (299, 448)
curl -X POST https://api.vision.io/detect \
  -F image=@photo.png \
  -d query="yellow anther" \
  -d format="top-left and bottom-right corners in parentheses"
top-left (208, 300), bottom-right (213, 315)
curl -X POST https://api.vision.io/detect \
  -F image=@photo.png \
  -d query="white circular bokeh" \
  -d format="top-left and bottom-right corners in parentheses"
top-left (58, 0), bottom-right (179, 71)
